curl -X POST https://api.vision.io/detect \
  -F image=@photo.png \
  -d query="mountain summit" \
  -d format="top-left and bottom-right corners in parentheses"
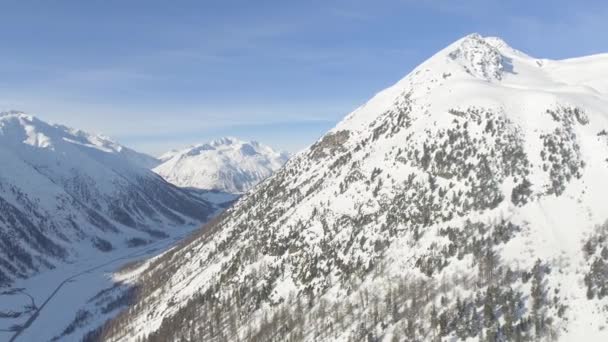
top-left (153, 137), bottom-right (289, 194)
top-left (97, 34), bottom-right (608, 341)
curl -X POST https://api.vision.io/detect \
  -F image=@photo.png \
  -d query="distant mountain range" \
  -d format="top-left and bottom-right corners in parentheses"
top-left (153, 137), bottom-right (289, 194)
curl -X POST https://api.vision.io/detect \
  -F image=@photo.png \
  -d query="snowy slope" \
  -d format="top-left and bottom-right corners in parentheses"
top-left (153, 137), bottom-right (289, 193)
top-left (53, 116), bottom-right (161, 170)
top-left (158, 149), bottom-right (180, 163)
top-left (98, 34), bottom-right (608, 342)
top-left (113, 147), bottom-right (160, 169)
top-left (0, 111), bottom-right (215, 288)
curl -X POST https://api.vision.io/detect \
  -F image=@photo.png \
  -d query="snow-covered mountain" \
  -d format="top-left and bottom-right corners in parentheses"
top-left (153, 137), bottom-right (289, 194)
top-left (0, 111), bottom-right (215, 287)
top-left (158, 149), bottom-right (180, 163)
top-left (114, 147), bottom-right (160, 169)
top-left (96, 34), bottom-right (608, 341)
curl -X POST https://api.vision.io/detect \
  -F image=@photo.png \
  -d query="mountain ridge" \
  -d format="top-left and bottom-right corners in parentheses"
top-left (153, 137), bottom-right (289, 194)
top-left (90, 34), bottom-right (608, 341)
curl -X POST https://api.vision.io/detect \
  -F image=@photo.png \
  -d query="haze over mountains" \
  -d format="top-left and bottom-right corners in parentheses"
top-left (83, 34), bottom-right (608, 342)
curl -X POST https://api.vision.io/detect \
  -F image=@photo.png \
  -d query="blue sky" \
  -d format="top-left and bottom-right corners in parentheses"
top-left (1, 0), bottom-right (607, 155)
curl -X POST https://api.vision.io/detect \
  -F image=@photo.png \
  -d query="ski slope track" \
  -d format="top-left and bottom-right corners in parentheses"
top-left (94, 34), bottom-right (608, 341)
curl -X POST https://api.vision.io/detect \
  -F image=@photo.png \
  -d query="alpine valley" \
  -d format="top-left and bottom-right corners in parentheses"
top-left (0, 111), bottom-right (289, 342)
top-left (0, 111), bottom-right (217, 288)
top-left (86, 34), bottom-right (608, 342)
top-left (0, 111), bottom-right (219, 342)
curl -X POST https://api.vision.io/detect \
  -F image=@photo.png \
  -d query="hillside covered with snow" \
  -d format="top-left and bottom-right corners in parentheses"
top-left (0, 111), bottom-right (216, 288)
top-left (153, 137), bottom-right (289, 194)
top-left (92, 34), bottom-right (608, 342)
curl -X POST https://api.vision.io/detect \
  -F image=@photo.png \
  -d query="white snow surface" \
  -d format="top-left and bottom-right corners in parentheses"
top-left (153, 137), bottom-right (289, 194)
top-left (92, 34), bottom-right (608, 341)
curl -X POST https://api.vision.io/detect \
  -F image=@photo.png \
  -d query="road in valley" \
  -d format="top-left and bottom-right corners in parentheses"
top-left (5, 232), bottom-right (189, 342)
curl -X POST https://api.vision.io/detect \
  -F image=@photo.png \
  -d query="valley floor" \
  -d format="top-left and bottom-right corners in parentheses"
top-left (0, 224), bottom-right (200, 342)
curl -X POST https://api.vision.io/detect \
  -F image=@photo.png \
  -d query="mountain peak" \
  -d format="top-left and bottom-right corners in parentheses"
top-left (482, 35), bottom-right (509, 49)
top-left (0, 109), bottom-right (26, 116)
top-left (0, 111), bottom-right (160, 169)
top-left (210, 136), bottom-right (241, 146)
top-left (0, 110), bottom-right (37, 124)
top-left (445, 33), bottom-right (509, 81)
top-left (154, 137), bottom-right (289, 193)
top-left (452, 34), bottom-right (520, 54)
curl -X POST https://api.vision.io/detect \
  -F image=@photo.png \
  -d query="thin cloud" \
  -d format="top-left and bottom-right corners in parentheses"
top-left (328, 7), bottom-right (374, 21)
top-left (62, 67), bottom-right (156, 83)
